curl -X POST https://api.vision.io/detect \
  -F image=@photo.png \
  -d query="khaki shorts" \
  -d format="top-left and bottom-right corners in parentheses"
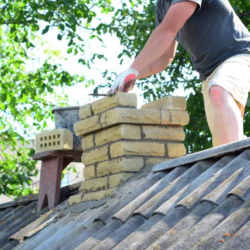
top-left (202, 53), bottom-right (250, 147)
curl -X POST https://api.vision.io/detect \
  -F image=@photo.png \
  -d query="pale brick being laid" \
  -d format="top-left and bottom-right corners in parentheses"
top-left (167, 143), bottom-right (187, 158)
top-left (81, 145), bottom-right (109, 165)
top-left (96, 157), bottom-right (144, 177)
top-left (79, 103), bottom-right (93, 119)
top-left (110, 141), bottom-right (165, 158)
top-left (142, 126), bottom-right (185, 141)
top-left (95, 124), bottom-right (141, 146)
top-left (100, 108), bottom-right (161, 127)
top-left (35, 129), bottom-right (73, 153)
top-left (141, 96), bottom-right (187, 111)
top-left (161, 110), bottom-right (190, 126)
top-left (91, 92), bottom-right (137, 115)
top-left (79, 177), bottom-right (108, 192)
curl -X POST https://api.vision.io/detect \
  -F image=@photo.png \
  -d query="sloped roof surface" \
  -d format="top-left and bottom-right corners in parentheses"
top-left (2, 139), bottom-right (250, 250)
top-left (0, 183), bottom-right (80, 250)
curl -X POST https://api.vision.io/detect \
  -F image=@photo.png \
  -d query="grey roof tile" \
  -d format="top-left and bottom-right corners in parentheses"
top-left (17, 213), bottom-right (76, 250)
top-left (177, 152), bottom-right (250, 211)
top-left (153, 139), bottom-right (250, 172)
top-left (76, 219), bottom-right (124, 250)
top-left (0, 202), bottom-right (43, 248)
top-left (44, 221), bottom-right (88, 250)
top-left (153, 160), bottom-right (220, 216)
top-left (203, 161), bottom-right (250, 205)
top-left (192, 199), bottom-right (250, 250)
top-left (95, 172), bottom-right (166, 224)
top-left (113, 214), bottom-right (164, 250)
top-left (167, 195), bottom-right (244, 250)
top-left (0, 241), bottom-right (18, 250)
top-left (126, 206), bottom-right (189, 250)
top-left (113, 166), bottom-right (188, 222)
top-left (26, 209), bottom-right (90, 250)
top-left (2, 139), bottom-right (250, 250)
top-left (93, 215), bottom-right (146, 250)
top-left (136, 160), bottom-right (214, 218)
top-left (61, 221), bottom-right (105, 250)
top-left (15, 224), bottom-right (55, 250)
top-left (219, 219), bottom-right (250, 250)
top-left (229, 174), bottom-right (250, 201)
top-left (0, 207), bottom-right (14, 221)
top-left (147, 201), bottom-right (216, 250)
top-left (0, 206), bottom-right (25, 227)
top-left (0, 202), bottom-right (37, 231)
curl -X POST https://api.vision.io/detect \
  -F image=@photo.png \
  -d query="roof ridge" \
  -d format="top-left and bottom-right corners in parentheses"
top-left (153, 138), bottom-right (250, 172)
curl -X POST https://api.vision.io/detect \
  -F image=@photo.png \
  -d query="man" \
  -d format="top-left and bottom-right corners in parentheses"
top-left (107, 0), bottom-right (250, 147)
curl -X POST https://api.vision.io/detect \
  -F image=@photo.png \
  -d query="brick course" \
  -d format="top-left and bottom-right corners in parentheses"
top-left (110, 141), bottom-right (165, 158)
top-left (92, 92), bottom-right (137, 115)
top-left (81, 145), bottom-right (109, 165)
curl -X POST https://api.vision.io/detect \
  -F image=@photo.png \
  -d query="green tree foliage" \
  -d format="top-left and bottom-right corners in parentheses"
top-left (0, 0), bottom-right (107, 197)
top-left (0, 0), bottom-right (249, 197)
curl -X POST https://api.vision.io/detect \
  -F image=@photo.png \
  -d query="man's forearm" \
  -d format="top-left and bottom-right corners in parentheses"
top-left (131, 26), bottom-right (175, 73)
top-left (137, 56), bottom-right (172, 79)
top-left (137, 63), bottom-right (158, 80)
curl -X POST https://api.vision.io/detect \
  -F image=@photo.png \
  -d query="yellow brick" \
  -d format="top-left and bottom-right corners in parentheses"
top-left (79, 103), bottom-right (92, 119)
top-left (167, 143), bottom-right (186, 158)
top-left (97, 157), bottom-right (144, 177)
top-left (82, 135), bottom-right (94, 151)
top-left (142, 126), bottom-right (185, 141)
top-left (110, 141), bottom-right (165, 158)
top-left (109, 173), bottom-right (134, 188)
top-left (81, 145), bottom-right (109, 165)
top-left (161, 110), bottom-right (190, 126)
top-left (35, 129), bottom-right (73, 153)
top-left (100, 108), bottom-right (161, 127)
top-left (83, 165), bottom-right (95, 180)
top-left (82, 189), bottom-right (114, 201)
top-left (95, 125), bottom-right (141, 146)
top-left (68, 194), bottom-right (83, 206)
top-left (141, 96), bottom-right (187, 111)
top-left (92, 93), bottom-right (137, 115)
top-left (79, 177), bottom-right (108, 192)
top-left (74, 115), bottom-right (101, 136)
top-left (146, 158), bottom-right (169, 167)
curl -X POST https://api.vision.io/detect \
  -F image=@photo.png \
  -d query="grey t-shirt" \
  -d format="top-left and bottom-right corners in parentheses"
top-left (156, 0), bottom-right (250, 80)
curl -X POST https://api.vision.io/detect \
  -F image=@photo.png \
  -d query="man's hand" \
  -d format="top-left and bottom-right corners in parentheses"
top-left (107, 68), bottom-right (139, 95)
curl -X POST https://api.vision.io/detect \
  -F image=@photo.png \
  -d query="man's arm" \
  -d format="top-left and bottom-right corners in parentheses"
top-left (131, 1), bottom-right (197, 72)
top-left (107, 1), bottom-right (197, 94)
top-left (137, 40), bottom-right (178, 79)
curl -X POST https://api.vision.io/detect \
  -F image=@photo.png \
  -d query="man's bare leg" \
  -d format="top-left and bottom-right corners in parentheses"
top-left (209, 85), bottom-right (243, 146)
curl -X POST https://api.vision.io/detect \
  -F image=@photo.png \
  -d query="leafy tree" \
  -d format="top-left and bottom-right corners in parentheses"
top-left (1, 0), bottom-right (250, 197)
top-left (0, 0), bottom-right (106, 197)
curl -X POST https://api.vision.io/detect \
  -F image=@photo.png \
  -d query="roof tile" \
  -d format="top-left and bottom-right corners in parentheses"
top-left (2, 139), bottom-right (250, 250)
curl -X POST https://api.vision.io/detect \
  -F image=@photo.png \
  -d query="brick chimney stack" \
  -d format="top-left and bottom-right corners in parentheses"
top-left (70, 93), bottom-right (189, 203)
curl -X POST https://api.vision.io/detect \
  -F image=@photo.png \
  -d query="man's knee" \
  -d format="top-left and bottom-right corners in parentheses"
top-left (209, 85), bottom-right (230, 108)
